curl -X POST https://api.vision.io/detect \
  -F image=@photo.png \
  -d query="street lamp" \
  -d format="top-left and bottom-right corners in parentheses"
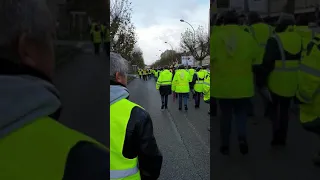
top-left (180, 19), bottom-right (196, 41)
top-left (164, 41), bottom-right (174, 65)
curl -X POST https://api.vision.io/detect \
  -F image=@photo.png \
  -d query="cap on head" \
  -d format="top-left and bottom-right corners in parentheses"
top-left (277, 13), bottom-right (295, 26)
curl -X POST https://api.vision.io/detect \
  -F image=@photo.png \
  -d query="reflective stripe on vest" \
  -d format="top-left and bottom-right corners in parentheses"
top-left (203, 82), bottom-right (210, 86)
top-left (110, 166), bottom-right (139, 179)
top-left (297, 64), bottom-right (320, 102)
top-left (273, 34), bottom-right (300, 71)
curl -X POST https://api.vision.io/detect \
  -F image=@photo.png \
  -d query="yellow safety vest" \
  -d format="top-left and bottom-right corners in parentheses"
top-left (295, 26), bottom-right (314, 58)
top-left (143, 70), bottom-right (147, 75)
top-left (296, 36), bottom-right (320, 123)
top-left (247, 23), bottom-right (273, 64)
top-left (203, 75), bottom-right (210, 101)
top-left (92, 30), bottom-right (102, 43)
top-left (211, 25), bottom-right (257, 98)
top-left (188, 69), bottom-right (195, 82)
top-left (172, 69), bottom-right (190, 93)
top-left (268, 32), bottom-right (302, 97)
top-left (110, 99), bottom-right (141, 180)
top-left (156, 69), bottom-right (172, 89)
top-left (0, 116), bottom-right (105, 180)
top-left (194, 71), bottom-right (205, 93)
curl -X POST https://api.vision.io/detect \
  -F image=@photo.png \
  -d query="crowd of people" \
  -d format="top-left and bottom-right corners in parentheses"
top-left (210, 10), bottom-right (320, 165)
top-left (137, 64), bottom-right (211, 116)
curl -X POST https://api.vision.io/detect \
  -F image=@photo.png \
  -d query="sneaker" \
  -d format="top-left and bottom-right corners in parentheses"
top-left (185, 105), bottom-right (188, 111)
top-left (165, 105), bottom-right (168, 109)
top-left (161, 105), bottom-right (164, 110)
top-left (220, 146), bottom-right (229, 155)
top-left (178, 107), bottom-right (182, 111)
top-left (195, 105), bottom-right (199, 108)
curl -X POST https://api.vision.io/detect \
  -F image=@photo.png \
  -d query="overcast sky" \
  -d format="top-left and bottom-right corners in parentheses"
top-left (131, 0), bottom-right (209, 65)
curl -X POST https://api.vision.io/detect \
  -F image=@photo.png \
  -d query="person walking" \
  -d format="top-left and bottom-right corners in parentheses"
top-left (259, 13), bottom-right (302, 147)
top-left (191, 66), bottom-right (205, 108)
top-left (245, 11), bottom-right (274, 119)
top-left (0, 1), bottom-right (109, 179)
top-left (110, 53), bottom-right (163, 179)
top-left (156, 66), bottom-right (173, 110)
top-left (90, 24), bottom-right (103, 55)
top-left (296, 34), bottom-right (320, 166)
top-left (211, 10), bottom-right (259, 155)
top-left (172, 65), bottom-right (190, 111)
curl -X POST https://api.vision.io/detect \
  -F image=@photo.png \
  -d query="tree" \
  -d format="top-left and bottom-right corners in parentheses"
top-left (151, 50), bottom-right (182, 68)
top-left (180, 26), bottom-right (209, 65)
top-left (110, 0), bottom-right (137, 59)
top-left (130, 47), bottom-right (145, 68)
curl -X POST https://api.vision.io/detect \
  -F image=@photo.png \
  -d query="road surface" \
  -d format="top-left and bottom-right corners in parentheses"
top-left (127, 78), bottom-right (210, 180)
top-left (210, 93), bottom-right (320, 180)
top-left (53, 45), bottom-right (110, 146)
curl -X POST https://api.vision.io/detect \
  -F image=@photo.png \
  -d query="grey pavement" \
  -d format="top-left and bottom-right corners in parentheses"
top-left (53, 46), bottom-right (109, 146)
top-left (210, 93), bottom-right (320, 180)
top-left (127, 78), bottom-right (210, 180)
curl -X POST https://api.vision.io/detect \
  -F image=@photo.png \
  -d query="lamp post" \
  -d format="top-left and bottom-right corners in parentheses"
top-left (164, 41), bottom-right (174, 65)
top-left (180, 19), bottom-right (196, 42)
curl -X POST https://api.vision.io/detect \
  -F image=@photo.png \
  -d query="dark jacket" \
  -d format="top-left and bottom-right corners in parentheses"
top-left (0, 59), bottom-right (109, 180)
top-left (110, 81), bottom-right (163, 180)
top-left (257, 35), bottom-right (302, 89)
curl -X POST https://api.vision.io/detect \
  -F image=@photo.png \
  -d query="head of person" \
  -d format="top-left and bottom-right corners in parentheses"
top-left (296, 14), bottom-right (310, 26)
top-left (110, 52), bottom-right (128, 86)
top-left (163, 66), bottom-right (168, 70)
top-left (196, 66), bottom-right (201, 71)
top-left (247, 11), bottom-right (263, 25)
top-left (0, 0), bottom-right (56, 79)
top-left (178, 65), bottom-right (185, 69)
top-left (275, 13), bottom-right (295, 33)
top-left (223, 10), bottom-right (239, 25)
top-left (238, 14), bottom-right (247, 25)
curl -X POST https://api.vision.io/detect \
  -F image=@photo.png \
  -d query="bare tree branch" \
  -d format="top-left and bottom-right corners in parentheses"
top-left (180, 26), bottom-right (209, 64)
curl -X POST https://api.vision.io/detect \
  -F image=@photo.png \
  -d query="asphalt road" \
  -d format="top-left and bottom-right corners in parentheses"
top-left (210, 92), bottom-right (320, 180)
top-left (53, 46), bottom-right (110, 146)
top-left (127, 78), bottom-right (210, 180)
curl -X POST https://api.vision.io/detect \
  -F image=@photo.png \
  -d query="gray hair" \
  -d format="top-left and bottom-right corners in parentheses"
top-left (110, 52), bottom-right (128, 77)
top-left (0, 0), bottom-right (53, 59)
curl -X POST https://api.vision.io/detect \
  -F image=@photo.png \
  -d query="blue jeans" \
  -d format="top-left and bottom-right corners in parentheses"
top-left (218, 98), bottom-right (250, 147)
top-left (178, 93), bottom-right (188, 108)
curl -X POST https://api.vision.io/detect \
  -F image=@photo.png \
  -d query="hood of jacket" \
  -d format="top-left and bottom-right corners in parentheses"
top-left (0, 75), bottom-right (61, 138)
top-left (110, 85), bottom-right (130, 105)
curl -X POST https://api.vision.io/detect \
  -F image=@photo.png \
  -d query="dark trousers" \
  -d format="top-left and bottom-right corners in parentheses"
top-left (143, 75), bottom-right (147, 81)
top-left (94, 43), bottom-right (100, 55)
top-left (270, 92), bottom-right (292, 143)
top-left (139, 75), bottom-right (142, 79)
top-left (178, 93), bottom-right (188, 109)
top-left (104, 42), bottom-right (110, 54)
top-left (194, 92), bottom-right (201, 106)
top-left (218, 98), bottom-right (250, 147)
top-left (210, 97), bottom-right (218, 116)
top-left (161, 95), bottom-right (169, 107)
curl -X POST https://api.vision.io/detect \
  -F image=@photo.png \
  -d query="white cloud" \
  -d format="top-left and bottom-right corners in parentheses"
top-left (131, 0), bottom-right (209, 65)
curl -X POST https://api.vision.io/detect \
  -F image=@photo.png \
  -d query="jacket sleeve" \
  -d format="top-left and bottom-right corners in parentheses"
top-left (256, 37), bottom-right (278, 88)
top-left (123, 107), bottom-right (163, 180)
top-left (190, 73), bottom-right (197, 89)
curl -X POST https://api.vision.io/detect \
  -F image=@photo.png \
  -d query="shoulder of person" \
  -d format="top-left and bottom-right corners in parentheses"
top-left (64, 141), bottom-right (109, 179)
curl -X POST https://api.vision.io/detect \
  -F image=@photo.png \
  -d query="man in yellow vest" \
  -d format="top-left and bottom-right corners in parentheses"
top-left (0, 1), bottom-right (109, 179)
top-left (110, 53), bottom-right (162, 179)
top-left (102, 22), bottom-right (110, 54)
top-left (188, 65), bottom-right (195, 82)
top-left (90, 24), bottom-right (103, 55)
top-left (296, 35), bottom-right (320, 166)
top-left (156, 66), bottom-right (173, 110)
top-left (191, 66), bottom-right (206, 108)
top-left (245, 11), bottom-right (274, 119)
top-left (259, 13), bottom-right (302, 147)
top-left (211, 10), bottom-right (259, 155)
top-left (172, 65), bottom-right (190, 110)
top-left (295, 14), bottom-right (314, 58)
top-left (143, 69), bottom-right (147, 81)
